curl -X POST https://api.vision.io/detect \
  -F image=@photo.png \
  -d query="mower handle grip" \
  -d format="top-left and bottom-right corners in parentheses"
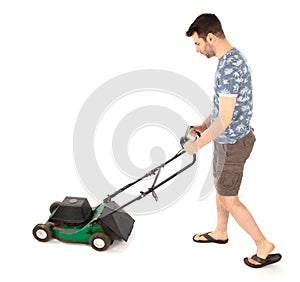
top-left (180, 125), bottom-right (201, 148)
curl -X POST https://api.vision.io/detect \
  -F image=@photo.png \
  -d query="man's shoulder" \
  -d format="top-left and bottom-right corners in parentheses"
top-left (224, 48), bottom-right (246, 66)
top-left (218, 48), bottom-right (251, 77)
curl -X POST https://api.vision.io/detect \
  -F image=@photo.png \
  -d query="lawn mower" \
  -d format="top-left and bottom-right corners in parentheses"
top-left (32, 126), bottom-right (199, 251)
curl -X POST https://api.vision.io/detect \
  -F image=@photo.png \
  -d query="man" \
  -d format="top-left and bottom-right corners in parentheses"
top-left (184, 13), bottom-right (281, 268)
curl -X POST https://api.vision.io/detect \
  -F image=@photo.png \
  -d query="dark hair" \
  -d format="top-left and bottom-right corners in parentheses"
top-left (186, 13), bottom-right (225, 40)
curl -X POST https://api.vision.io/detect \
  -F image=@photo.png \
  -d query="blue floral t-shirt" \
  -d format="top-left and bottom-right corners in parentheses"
top-left (212, 48), bottom-right (253, 144)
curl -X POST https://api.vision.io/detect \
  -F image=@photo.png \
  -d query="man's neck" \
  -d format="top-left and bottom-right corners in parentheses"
top-left (215, 39), bottom-right (234, 59)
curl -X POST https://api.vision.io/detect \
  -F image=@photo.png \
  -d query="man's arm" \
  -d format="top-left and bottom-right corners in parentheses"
top-left (184, 96), bottom-right (236, 155)
top-left (197, 96), bottom-right (236, 148)
top-left (201, 114), bottom-right (212, 132)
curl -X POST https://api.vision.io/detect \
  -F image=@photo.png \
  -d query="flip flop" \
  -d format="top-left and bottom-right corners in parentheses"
top-left (192, 232), bottom-right (229, 244)
top-left (244, 253), bottom-right (282, 268)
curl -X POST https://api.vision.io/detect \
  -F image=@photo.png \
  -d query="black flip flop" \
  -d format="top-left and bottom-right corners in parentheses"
top-left (244, 253), bottom-right (282, 268)
top-left (192, 232), bottom-right (229, 244)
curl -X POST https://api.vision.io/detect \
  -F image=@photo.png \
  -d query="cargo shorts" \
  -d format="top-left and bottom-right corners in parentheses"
top-left (213, 128), bottom-right (256, 196)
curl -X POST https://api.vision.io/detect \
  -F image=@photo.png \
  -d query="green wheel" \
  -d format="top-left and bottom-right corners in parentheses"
top-left (89, 232), bottom-right (111, 251)
top-left (32, 223), bottom-right (53, 242)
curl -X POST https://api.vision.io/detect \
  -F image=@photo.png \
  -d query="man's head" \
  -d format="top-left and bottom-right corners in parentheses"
top-left (186, 14), bottom-right (226, 58)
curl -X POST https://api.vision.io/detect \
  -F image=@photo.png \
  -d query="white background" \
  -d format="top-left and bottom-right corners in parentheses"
top-left (0, 0), bottom-right (299, 281)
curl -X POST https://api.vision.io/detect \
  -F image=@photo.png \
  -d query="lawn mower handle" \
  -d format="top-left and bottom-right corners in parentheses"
top-left (102, 125), bottom-right (199, 207)
top-left (103, 151), bottom-right (196, 212)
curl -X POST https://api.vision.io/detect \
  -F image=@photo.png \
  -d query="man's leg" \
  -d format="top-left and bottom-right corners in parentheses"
top-left (218, 195), bottom-right (275, 264)
top-left (193, 178), bottom-right (229, 241)
top-left (214, 179), bottom-right (229, 238)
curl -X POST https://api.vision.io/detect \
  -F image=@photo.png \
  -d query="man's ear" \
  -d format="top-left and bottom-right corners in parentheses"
top-left (206, 33), bottom-right (215, 43)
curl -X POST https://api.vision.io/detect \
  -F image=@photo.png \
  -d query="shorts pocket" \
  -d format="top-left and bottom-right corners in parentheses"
top-left (217, 168), bottom-right (243, 196)
top-left (242, 133), bottom-right (256, 160)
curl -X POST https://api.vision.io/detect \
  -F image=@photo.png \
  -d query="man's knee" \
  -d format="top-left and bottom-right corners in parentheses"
top-left (217, 193), bottom-right (239, 211)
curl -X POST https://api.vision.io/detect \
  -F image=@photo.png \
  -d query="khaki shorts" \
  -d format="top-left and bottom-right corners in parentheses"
top-left (213, 129), bottom-right (256, 196)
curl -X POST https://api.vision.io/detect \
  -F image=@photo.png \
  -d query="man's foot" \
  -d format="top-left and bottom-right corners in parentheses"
top-left (245, 241), bottom-right (279, 266)
top-left (192, 231), bottom-right (228, 244)
top-left (244, 253), bottom-right (282, 268)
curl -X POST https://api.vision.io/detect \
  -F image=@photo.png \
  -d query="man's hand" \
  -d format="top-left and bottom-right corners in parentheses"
top-left (183, 140), bottom-right (199, 155)
top-left (189, 126), bottom-right (203, 137)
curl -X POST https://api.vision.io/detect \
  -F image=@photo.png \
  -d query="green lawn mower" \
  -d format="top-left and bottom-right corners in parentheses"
top-left (32, 126), bottom-right (198, 251)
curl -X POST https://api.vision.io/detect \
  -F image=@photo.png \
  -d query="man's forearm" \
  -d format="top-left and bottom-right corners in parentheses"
top-left (201, 114), bottom-right (212, 131)
top-left (184, 115), bottom-right (230, 156)
top-left (197, 116), bottom-right (228, 148)
top-left (197, 97), bottom-right (236, 149)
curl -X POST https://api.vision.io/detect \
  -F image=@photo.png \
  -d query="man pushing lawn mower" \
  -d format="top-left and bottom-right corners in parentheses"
top-left (184, 13), bottom-right (281, 268)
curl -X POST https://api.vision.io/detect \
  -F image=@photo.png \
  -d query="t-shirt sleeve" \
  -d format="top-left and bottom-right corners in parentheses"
top-left (216, 64), bottom-right (244, 97)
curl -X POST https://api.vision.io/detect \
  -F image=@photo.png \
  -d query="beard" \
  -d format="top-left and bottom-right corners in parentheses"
top-left (203, 43), bottom-right (215, 58)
